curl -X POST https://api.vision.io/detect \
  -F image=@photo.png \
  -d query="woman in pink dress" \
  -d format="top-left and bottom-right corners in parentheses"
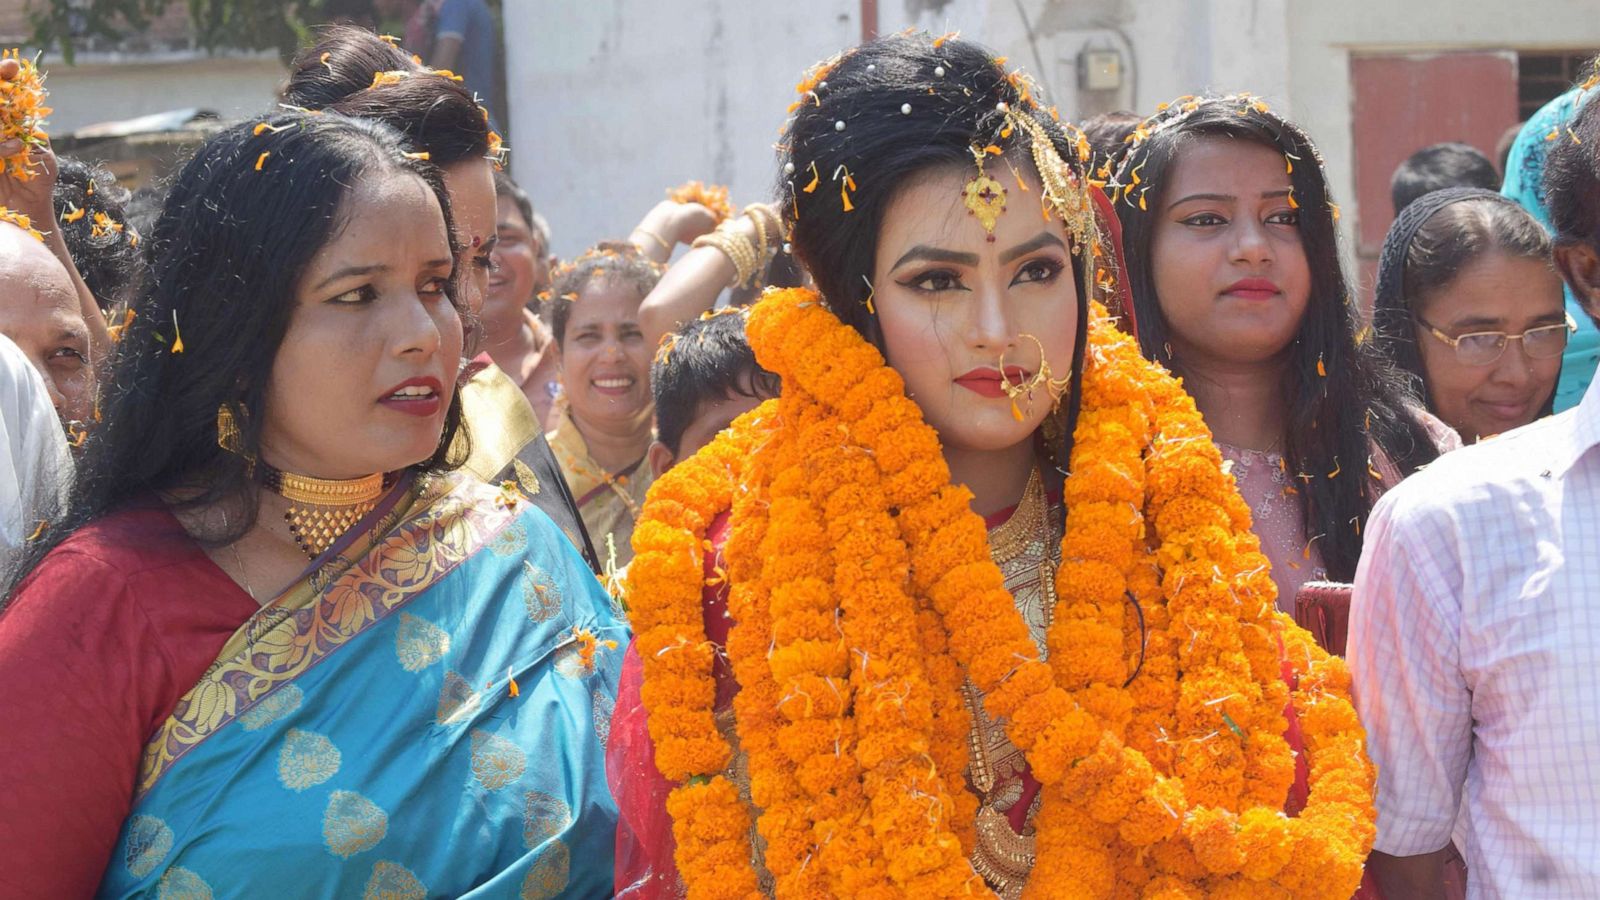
top-left (1110, 96), bottom-right (1460, 610)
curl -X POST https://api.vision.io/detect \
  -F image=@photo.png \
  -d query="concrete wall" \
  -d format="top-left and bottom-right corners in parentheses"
top-left (43, 52), bottom-right (285, 134)
top-left (505, 0), bottom-right (1302, 257)
top-left (505, 1), bottom-right (863, 258)
top-left (1285, 0), bottom-right (1600, 289)
top-left (507, 0), bottom-right (1600, 261)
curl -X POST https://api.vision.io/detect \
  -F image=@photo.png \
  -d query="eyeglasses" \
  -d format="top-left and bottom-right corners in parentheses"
top-left (1416, 312), bottom-right (1577, 367)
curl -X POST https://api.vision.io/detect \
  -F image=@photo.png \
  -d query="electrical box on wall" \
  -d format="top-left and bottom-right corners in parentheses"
top-left (1079, 49), bottom-right (1123, 92)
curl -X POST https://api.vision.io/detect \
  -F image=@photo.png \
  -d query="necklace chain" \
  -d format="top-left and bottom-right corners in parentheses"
top-left (220, 509), bottom-right (257, 602)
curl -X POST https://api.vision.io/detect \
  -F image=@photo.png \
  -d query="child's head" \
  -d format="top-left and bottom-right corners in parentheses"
top-left (647, 308), bottom-right (780, 477)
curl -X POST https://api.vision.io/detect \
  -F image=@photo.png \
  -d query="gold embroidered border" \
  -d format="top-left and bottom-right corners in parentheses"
top-left (457, 360), bottom-right (543, 482)
top-left (135, 474), bottom-right (520, 797)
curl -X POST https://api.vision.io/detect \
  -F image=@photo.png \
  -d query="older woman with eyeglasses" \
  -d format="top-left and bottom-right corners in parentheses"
top-left (1372, 187), bottom-right (1573, 443)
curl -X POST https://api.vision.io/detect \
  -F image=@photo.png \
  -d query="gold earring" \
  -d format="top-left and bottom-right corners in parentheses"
top-left (217, 402), bottom-right (246, 456)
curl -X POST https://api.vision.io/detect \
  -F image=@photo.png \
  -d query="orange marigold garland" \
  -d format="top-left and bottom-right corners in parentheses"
top-left (629, 286), bottom-right (1376, 898)
top-left (802, 390), bottom-right (975, 893)
top-left (759, 396), bottom-right (886, 894)
top-left (627, 423), bottom-right (762, 899)
top-left (0, 50), bottom-right (50, 182)
top-left (724, 418), bottom-right (828, 897)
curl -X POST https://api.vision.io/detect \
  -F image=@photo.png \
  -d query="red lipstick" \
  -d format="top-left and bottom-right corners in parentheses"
top-left (378, 376), bottom-right (444, 418)
top-left (954, 366), bottom-right (1031, 399)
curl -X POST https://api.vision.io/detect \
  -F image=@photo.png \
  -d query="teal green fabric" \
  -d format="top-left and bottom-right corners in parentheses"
top-left (1502, 86), bottom-right (1599, 412)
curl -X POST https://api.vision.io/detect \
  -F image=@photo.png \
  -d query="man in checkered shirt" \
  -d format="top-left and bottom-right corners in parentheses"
top-left (1351, 88), bottom-right (1600, 899)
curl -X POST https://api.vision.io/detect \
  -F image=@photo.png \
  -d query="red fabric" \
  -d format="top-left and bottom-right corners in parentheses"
top-left (1091, 188), bottom-right (1139, 337)
top-left (1279, 636), bottom-right (1313, 818)
top-left (0, 503), bottom-right (256, 897)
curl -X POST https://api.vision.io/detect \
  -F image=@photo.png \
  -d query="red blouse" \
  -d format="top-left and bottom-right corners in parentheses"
top-left (0, 504), bottom-right (255, 897)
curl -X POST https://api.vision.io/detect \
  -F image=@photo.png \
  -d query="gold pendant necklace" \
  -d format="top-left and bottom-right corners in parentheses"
top-left (259, 466), bottom-right (386, 560)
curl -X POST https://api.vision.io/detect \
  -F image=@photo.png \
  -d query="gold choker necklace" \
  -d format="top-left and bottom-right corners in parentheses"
top-left (259, 467), bottom-right (386, 560)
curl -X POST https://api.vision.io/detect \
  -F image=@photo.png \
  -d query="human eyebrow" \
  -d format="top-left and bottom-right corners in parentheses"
top-left (1447, 315), bottom-right (1507, 330)
top-left (999, 232), bottom-right (1067, 264)
top-left (313, 264), bottom-right (386, 291)
top-left (890, 245), bottom-right (981, 271)
top-left (52, 324), bottom-right (88, 345)
top-left (1167, 192), bottom-right (1235, 211)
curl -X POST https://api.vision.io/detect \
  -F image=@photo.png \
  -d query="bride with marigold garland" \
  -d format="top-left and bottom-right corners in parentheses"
top-left (608, 32), bottom-right (1376, 900)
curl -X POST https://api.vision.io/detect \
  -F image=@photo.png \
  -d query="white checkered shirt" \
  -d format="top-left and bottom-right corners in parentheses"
top-left (1350, 377), bottom-right (1600, 899)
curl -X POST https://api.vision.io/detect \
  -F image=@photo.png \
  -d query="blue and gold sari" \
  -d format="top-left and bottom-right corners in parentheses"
top-left (97, 472), bottom-right (624, 898)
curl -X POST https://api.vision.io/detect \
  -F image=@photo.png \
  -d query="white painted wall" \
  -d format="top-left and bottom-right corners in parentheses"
top-left (506, 0), bottom-right (862, 258)
top-left (507, 0), bottom-right (1600, 258)
top-left (42, 52), bottom-right (285, 134)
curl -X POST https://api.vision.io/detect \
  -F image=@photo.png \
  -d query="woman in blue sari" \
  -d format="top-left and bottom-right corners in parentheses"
top-left (0, 112), bottom-right (620, 897)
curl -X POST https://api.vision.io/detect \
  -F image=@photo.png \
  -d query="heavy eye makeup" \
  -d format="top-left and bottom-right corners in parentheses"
top-left (1177, 208), bottom-right (1298, 226)
top-left (895, 256), bottom-right (1066, 295)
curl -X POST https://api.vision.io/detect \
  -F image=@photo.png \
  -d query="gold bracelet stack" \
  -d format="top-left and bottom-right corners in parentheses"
top-left (692, 225), bottom-right (760, 288)
top-left (691, 204), bottom-right (784, 289)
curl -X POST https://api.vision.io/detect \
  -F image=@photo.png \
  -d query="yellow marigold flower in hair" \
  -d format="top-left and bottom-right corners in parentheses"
top-left (0, 50), bottom-right (52, 182)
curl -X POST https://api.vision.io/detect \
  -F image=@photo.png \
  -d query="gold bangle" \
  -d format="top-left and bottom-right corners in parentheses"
top-left (691, 230), bottom-right (758, 287)
top-left (697, 220), bottom-right (760, 287)
top-left (745, 209), bottom-right (768, 260)
top-left (743, 203), bottom-right (781, 239)
top-left (634, 228), bottom-right (672, 252)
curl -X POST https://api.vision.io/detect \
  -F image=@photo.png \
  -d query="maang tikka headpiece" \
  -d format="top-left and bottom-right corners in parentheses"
top-left (963, 144), bottom-right (1008, 240)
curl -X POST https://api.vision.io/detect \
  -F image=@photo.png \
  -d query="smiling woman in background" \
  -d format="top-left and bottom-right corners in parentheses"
top-left (546, 242), bottom-right (663, 566)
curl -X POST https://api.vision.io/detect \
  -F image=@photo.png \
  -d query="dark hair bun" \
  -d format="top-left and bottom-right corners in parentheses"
top-left (281, 25), bottom-right (491, 166)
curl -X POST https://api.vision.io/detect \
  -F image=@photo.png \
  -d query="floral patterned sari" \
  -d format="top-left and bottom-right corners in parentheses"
top-left (96, 472), bottom-right (624, 898)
